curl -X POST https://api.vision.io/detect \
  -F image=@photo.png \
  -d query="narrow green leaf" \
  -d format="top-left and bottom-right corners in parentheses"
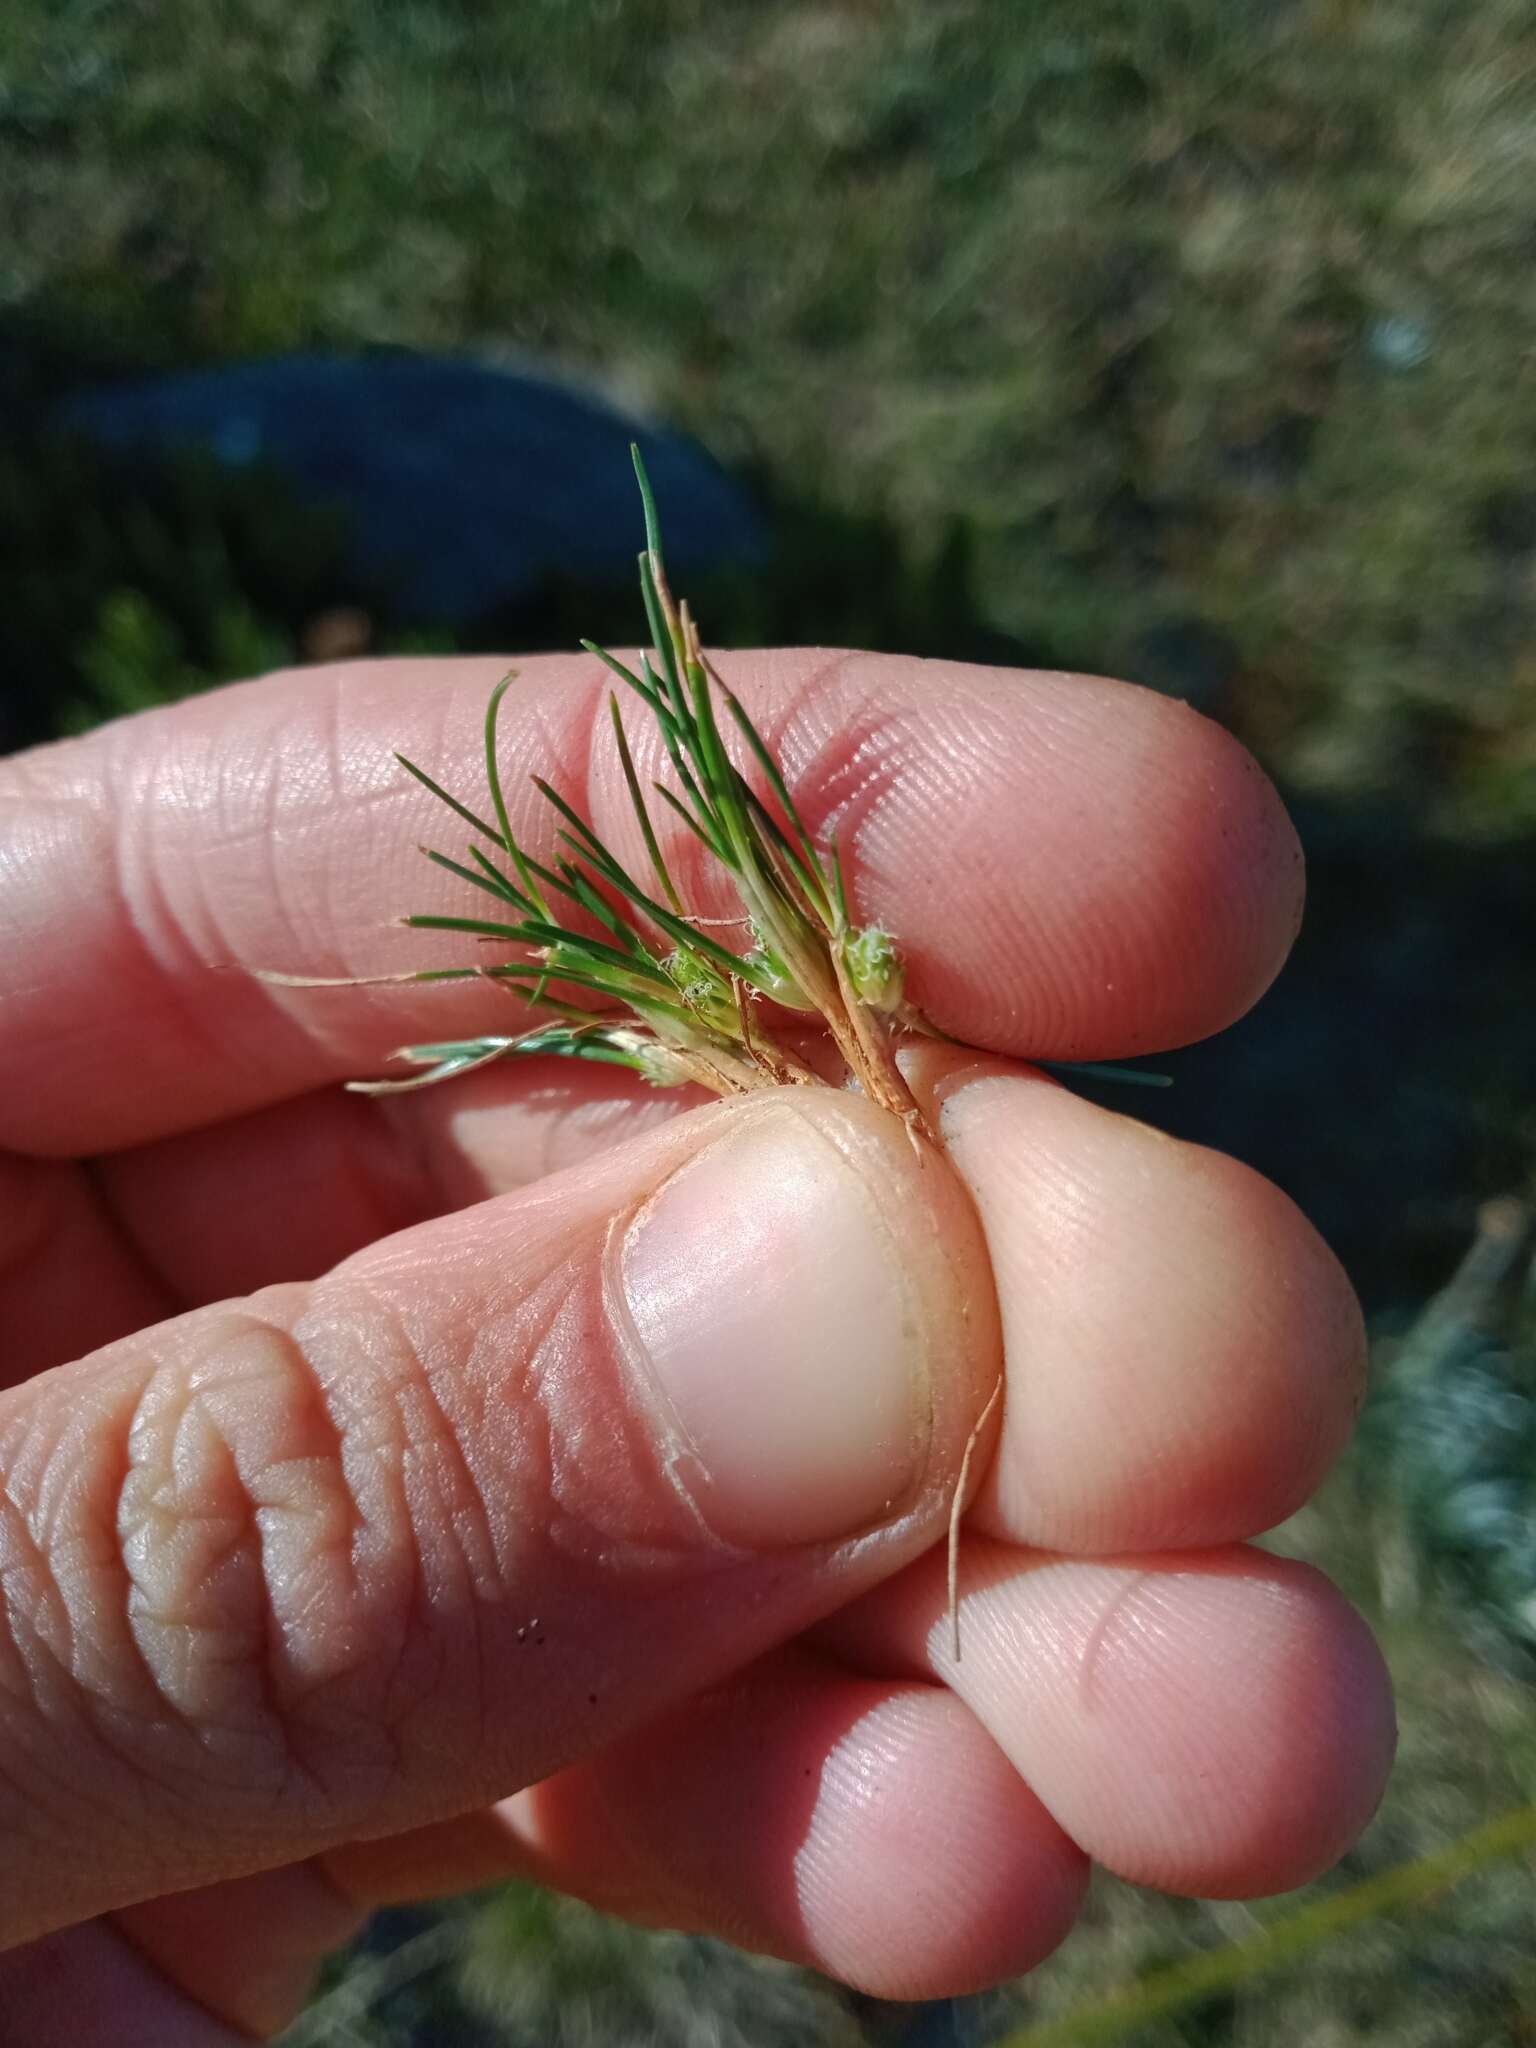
top-left (530, 775), bottom-right (627, 873)
top-left (395, 752), bottom-right (502, 845)
top-left (640, 650), bottom-right (687, 754)
top-left (493, 959), bottom-right (669, 1009)
top-left (829, 837), bottom-right (851, 929)
top-left (483, 675), bottom-right (552, 917)
top-left (631, 442), bottom-right (664, 572)
top-left (686, 657), bottom-right (749, 858)
top-left (403, 912), bottom-right (535, 942)
top-left (483, 674), bottom-right (519, 852)
top-left (741, 787), bottom-right (832, 922)
top-left (469, 976), bottom-right (609, 1028)
top-left (554, 828), bottom-right (771, 991)
top-left (469, 843), bottom-right (543, 906)
top-left (517, 918), bottom-right (675, 986)
top-left (649, 705), bottom-right (723, 843)
top-left (552, 1037), bottom-right (655, 1071)
top-left (720, 685), bottom-right (828, 890)
top-left (637, 554), bottom-right (679, 699)
top-left (421, 845), bottom-right (528, 910)
top-left (609, 693), bottom-right (684, 914)
top-left (385, 1035), bottom-right (526, 1064)
top-left (580, 639), bottom-right (665, 714)
top-left (402, 1027), bottom-right (655, 1076)
top-left (652, 779), bottom-right (728, 861)
top-left (627, 645), bottom-right (718, 836)
top-left (554, 855), bottom-right (653, 954)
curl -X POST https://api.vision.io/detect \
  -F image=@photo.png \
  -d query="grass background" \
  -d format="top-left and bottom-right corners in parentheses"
top-left (2, 1), bottom-right (1533, 2042)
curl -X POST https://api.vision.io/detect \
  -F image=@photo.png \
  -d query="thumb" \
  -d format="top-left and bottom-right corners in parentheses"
top-left (0, 1088), bottom-right (998, 1945)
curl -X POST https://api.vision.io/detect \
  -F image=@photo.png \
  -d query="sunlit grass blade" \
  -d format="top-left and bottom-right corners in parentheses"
top-left (514, 918), bottom-right (676, 986)
top-left (554, 855), bottom-right (653, 953)
top-left (631, 447), bottom-right (690, 709)
top-left (394, 751), bottom-right (502, 845)
top-left (609, 692), bottom-right (685, 914)
top-left (685, 652), bottom-right (750, 863)
top-left (719, 682), bottom-right (829, 893)
top-left (829, 837), bottom-right (851, 929)
top-left (618, 642), bottom-right (727, 844)
top-left (580, 638), bottom-right (665, 714)
top-left (470, 975), bottom-right (610, 1027)
top-left (378, 1035), bottom-right (528, 1066)
top-left (469, 842), bottom-right (550, 905)
top-left (653, 720), bottom-right (725, 847)
top-left (546, 823), bottom-right (770, 991)
top-left (741, 784), bottom-right (833, 922)
top-left (632, 442), bottom-right (665, 572)
top-left (482, 674), bottom-right (520, 851)
top-left (652, 778), bottom-right (730, 862)
top-left (620, 644), bottom-right (724, 851)
top-left (638, 552), bottom-right (681, 706)
top-left (420, 845), bottom-right (529, 910)
top-left (435, 1027), bottom-right (660, 1071)
top-left (530, 773), bottom-right (615, 863)
top-left (483, 674), bottom-right (552, 918)
top-left (403, 912), bottom-right (534, 942)
top-left (490, 959), bottom-right (684, 1016)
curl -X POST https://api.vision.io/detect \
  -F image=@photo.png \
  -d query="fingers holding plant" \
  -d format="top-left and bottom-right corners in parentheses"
top-left (0, 1083), bottom-right (1003, 1949)
top-left (898, 1041), bottom-right (1370, 1558)
top-left (0, 659), bottom-right (1301, 1166)
top-left (0, 467), bottom-right (1389, 2040)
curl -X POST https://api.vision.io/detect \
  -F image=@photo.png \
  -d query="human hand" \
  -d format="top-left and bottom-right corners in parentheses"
top-left (0, 652), bottom-right (1393, 2042)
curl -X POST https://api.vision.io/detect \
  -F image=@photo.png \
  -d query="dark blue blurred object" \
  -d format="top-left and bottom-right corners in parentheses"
top-left (54, 352), bottom-right (766, 622)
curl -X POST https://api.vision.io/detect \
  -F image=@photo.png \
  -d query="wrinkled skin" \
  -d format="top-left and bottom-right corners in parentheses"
top-left (0, 651), bottom-right (1393, 2042)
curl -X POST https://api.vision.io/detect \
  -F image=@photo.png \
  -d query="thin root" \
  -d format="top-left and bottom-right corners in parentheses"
top-left (948, 1373), bottom-right (1004, 1664)
top-left (253, 967), bottom-right (423, 988)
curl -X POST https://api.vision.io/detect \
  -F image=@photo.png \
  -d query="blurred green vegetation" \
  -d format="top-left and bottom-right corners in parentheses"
top-left (2, 0), bottom-right (1534, 2043)
top-left (7, 0), bottom-right (1536, 831)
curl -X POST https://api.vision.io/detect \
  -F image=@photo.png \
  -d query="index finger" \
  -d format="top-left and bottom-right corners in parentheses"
top-left (0, 650), bottom-right (1301, 1155)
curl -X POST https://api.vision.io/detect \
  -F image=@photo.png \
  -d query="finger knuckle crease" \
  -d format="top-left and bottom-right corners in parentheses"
top-left (110, 1307), bottom-right (412, 1811)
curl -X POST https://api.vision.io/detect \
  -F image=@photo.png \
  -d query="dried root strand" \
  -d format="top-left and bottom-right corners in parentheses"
top-left (948, 1374), bottom-right (1004, 1663)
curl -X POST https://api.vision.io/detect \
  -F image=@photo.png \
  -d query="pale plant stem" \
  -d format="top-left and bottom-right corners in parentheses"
top-left (948, 1375), bottom-right (1004, 1662)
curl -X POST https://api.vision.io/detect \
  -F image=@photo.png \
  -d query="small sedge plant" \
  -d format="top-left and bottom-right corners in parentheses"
top-left (340, 449), bottom-right (932, 1133)
top-left (266, 447), bottom-right (1162, 1652)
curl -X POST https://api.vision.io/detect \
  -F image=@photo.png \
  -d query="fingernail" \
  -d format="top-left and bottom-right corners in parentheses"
top-left (618, 1103), bottom-right (931, 1548)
